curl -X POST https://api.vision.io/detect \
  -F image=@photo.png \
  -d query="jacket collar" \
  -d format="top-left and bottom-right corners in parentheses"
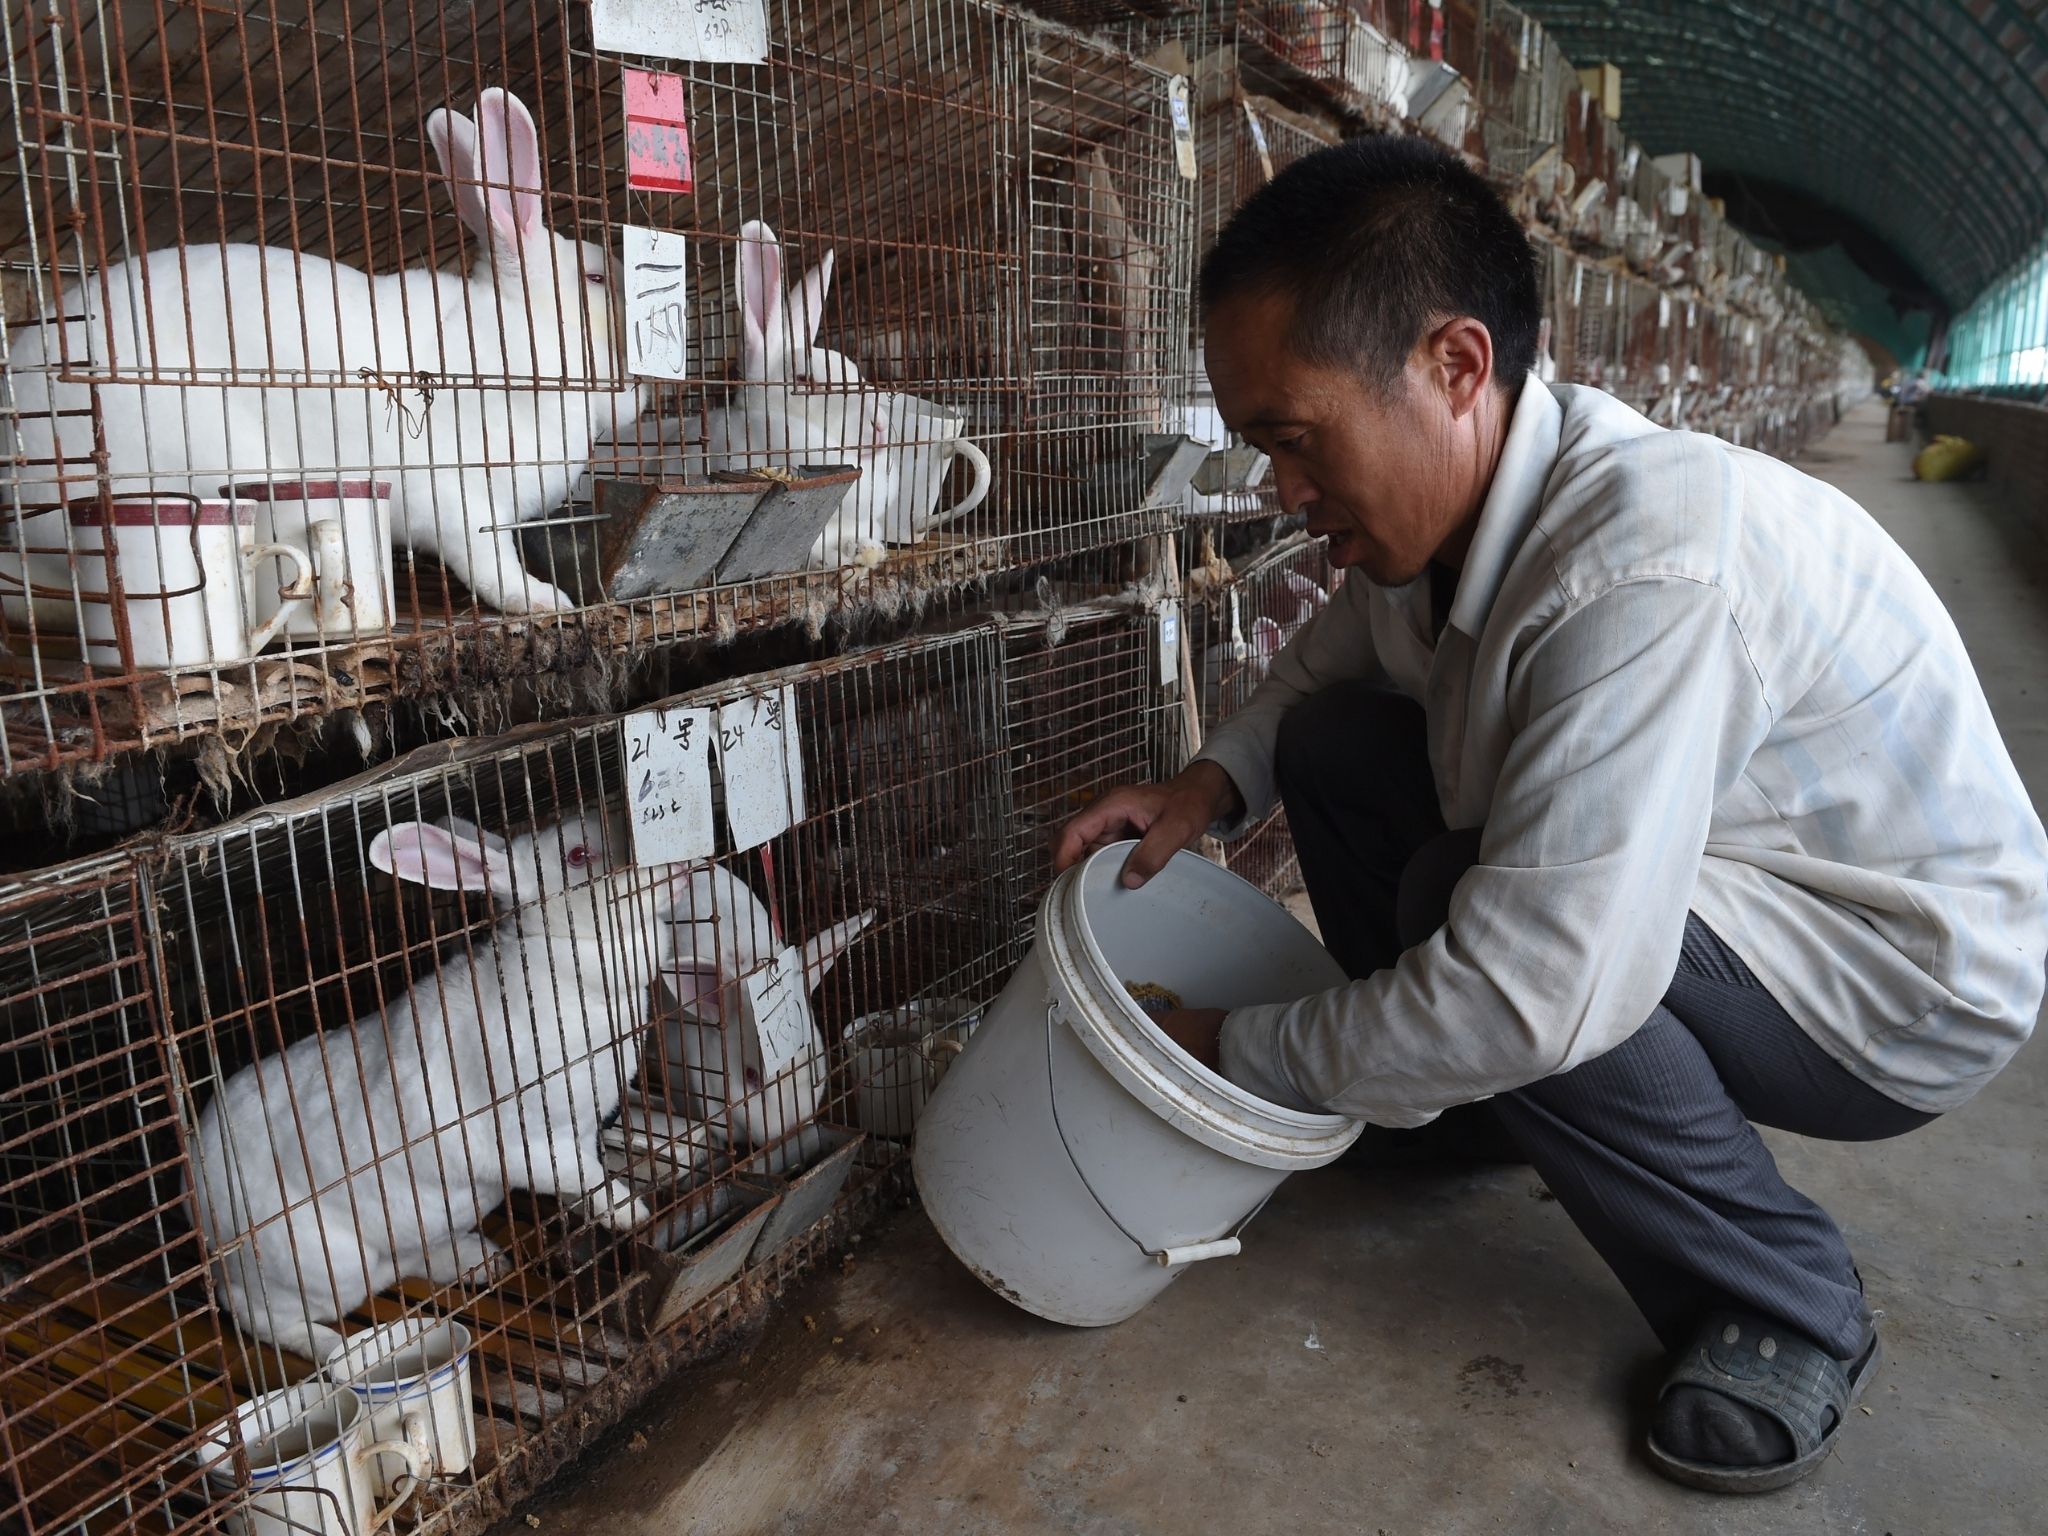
top-left (1445, 376), bottom-right (1565, 640)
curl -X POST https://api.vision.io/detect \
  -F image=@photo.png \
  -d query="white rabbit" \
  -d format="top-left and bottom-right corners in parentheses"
top-left (656, 861), bottom-right (874, 1150)
top-left (700, 221), bottom-right (892, 569)
top-left (1276, 569), bottom-right (1330, 639)
top-left (188, 809), bottom-right (687, 1361)
top-left (1201, 561), bottom-right (1336, 720)
top-left (1200, 607), bottom-right (1283, 723)
top-left (1224, 570), bottom-right (1329, 699)
top-left (2, 89), bottom-right (645, 615)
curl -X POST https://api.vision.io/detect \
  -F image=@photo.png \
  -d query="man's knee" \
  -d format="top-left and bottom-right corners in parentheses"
top-left (1495, 1006), bottom-right (1719, 1131)
top-left (1395, 826), bottom-right (1485, 949)
top-left (1275, 681), bottom-right (1425, 804)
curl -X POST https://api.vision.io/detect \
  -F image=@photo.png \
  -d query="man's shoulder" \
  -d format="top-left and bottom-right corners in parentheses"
top-left (1547, 384), bottom-right (1746, 513)
top-left (1529, 386), bottom-right (1824, 600)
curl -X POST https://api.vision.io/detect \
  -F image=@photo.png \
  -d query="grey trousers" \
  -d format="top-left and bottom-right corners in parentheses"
top-left (1275, 682), bottom-right (1935, 1361)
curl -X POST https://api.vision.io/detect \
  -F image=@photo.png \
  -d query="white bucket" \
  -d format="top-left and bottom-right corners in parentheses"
top-left (914, 841), bottom-right (1361, 1326)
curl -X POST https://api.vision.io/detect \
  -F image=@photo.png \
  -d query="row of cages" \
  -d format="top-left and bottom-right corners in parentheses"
top-left (0, 0), bottom-right (1201, 772)
top-left (1113, 0), bottom-right (1835, 346)
top-left (0, 594), bottom-right (1221, 1536)
top-left (1115, 2), bottom-right (1844, 516)
top-left (0, 0), bottom-right (1846, 777)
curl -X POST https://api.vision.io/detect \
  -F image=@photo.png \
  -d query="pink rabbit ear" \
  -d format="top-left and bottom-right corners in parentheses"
top-left (433, 813), bottom-right (512, 855)
top-left (370, 821), bottom-right (515, 898)
top-left (791, 249), bottom-right (835, 352)
top-left (426, 106), bottom-right (493, 244)
top-left (473, 88), bottom-right (545, 245)
top-left (736, 220), bottom-right (785, 379)
top-left (666, 959), bottom-right (729, 1020)
top-left (1251, 615), bottom-right (1283, 660)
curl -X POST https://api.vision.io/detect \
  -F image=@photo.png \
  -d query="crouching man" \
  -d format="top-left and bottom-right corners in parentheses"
top-left (1056, 137), bottom-right (2047, 1492)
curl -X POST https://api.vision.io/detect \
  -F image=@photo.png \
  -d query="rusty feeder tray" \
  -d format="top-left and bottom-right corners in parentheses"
top-left (537, 465), bottom-right (864, 604)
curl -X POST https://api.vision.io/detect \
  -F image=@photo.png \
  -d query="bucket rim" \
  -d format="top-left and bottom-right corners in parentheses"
top-left (1043, 843), bottom-right (1361, 1170)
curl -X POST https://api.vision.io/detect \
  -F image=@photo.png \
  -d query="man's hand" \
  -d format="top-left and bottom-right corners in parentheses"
top-left (1153, 1008), bottom-right (1230, 1073)
top-left (1051, 762), bottom-right (1246, 888)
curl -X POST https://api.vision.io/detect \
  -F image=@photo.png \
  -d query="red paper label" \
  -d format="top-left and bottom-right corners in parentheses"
top-left (624, 67), bottom-right (693, 194)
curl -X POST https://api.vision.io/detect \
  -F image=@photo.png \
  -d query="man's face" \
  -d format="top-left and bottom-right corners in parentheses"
top-left (1205, 290), bottom-right (1487, 587)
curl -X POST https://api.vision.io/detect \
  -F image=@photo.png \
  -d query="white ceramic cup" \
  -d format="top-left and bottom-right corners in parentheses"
top-left (323, 1316), bottom-right (476, 1498)
top-left (0, 495), bottom-right (312, 668)
top-left (847, 1002), bottom-right (979, 1139)
top-left (196, 1380), bottom-right (425, 1536)
top-left (870, 393), bottom-right (991, 544)
top-left (226, 479), bottom-right (396, 639)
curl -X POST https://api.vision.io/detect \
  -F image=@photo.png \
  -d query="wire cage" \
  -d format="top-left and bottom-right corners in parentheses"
top-left (998, 594), bottom-right (1176, 934)
top-left (0, 855), bottom-right (209, 1536)
top-left (0, 621), bottom-right (1018, 1536)
top-left (0, 0), bottom-right (1194, 774)
top-left (1185, 528), bottom-right (1333, 899)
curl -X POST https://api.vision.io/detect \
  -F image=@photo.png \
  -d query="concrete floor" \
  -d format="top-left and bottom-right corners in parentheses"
top-left (502, 406), bottom-right (2047, 1535)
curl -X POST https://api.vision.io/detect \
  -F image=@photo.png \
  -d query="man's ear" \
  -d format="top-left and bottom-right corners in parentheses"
top-left (1428, 316), bottom-right (1496, 420)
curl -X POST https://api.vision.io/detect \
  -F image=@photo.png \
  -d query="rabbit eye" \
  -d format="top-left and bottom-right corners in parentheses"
top-left (567, 845), bottom-right (591, 867)
top-left (586, 271), bottom-right (607, 286)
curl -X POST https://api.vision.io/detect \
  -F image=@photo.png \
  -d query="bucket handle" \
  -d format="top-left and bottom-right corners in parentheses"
top-left (1042, 1001), bottom-right (1272, 1268)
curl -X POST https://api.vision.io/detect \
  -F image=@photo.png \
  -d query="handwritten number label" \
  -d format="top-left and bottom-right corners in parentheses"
top-left (717, 685), bottom-right (805, 852)
top-left (1169, 77), bottom-right (1197, 180)
top-left (624, 227), bottom-right (690, 380)
top-left (593, 0), bottom-right (770, 65)
top-left (1158, 599), bottom-right (1182, 686)
top-left (623, 706), bottom-right (716, 865)
top-left (742, 946), bottom-right (811, 1078)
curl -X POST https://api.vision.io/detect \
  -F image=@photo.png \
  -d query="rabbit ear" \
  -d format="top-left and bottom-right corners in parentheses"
top-left (473, 88), bottom-right (545, 246)
top-left (426, 106), bottom-right (494, 245)
top-left (736, 220), bottom-right (786, 379)
top-left (791, 249), bottom-right (834, 353)
top-left (801, 909), bottom-right (875, 984)
top-left (665, 959), bottom-right (731, 1021)
top-left (433, 814), bottom-right (512, 855)
top-left (370, 821), bottom-right (515, 899)
top-left (1251, 615), bottom-right (1283, 660)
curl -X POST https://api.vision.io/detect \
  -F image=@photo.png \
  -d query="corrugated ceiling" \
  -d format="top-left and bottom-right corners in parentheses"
top-left (1515, 0), bottom-right (2048, 313)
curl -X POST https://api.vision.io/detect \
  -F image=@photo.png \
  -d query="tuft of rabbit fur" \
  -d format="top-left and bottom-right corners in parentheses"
top-left (2, 89), bottom-right (645, 615)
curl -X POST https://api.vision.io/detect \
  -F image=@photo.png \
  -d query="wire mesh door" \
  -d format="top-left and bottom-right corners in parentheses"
top-left (999, 596), bottom-right (1175, 948)
top-left (0, 855), bottom-right (226, 1536)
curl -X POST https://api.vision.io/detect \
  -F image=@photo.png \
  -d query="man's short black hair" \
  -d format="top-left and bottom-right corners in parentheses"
top-left (1199, 135), bottom-right (1542, 395)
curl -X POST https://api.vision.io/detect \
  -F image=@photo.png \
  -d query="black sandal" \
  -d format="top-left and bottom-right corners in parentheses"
top-left (1646, 1309), bottom-right (1881, 1493)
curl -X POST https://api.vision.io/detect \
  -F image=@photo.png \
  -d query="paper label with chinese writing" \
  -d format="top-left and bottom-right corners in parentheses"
top-left (741, 945), bottom-right (812, 1077)
top-left (623, 705), bottom-right (717, 865)
top-left (1158, 598), bottom-right (1182, 686)
top-left (593, 0), bottom-right (769, 64)
top-left (717, 685), bottom-right (806, 852)
top-left (623, 68), bottom-right (694, 193)
top-left (624, 226), bottom-right (690, 379)
top-left (1169, 77), bottom-right (1197, 180)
